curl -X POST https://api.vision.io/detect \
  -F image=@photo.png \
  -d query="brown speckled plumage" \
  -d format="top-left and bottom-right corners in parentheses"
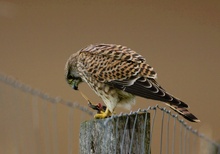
top-left (65, 43), bottom-right (200, 122)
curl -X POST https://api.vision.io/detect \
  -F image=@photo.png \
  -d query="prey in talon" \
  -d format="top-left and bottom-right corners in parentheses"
top-left (77, 88), bottom-right (109, 119)
top-left (83, 95), bottom-right (110, 118)
top-left (87, 102), bottom-right (111, 119)
top-left (88, 102), bottom-right (107, 114)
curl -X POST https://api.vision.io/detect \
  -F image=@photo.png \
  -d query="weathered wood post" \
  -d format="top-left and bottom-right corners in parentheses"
top-left (80, 112), bottom-right (151, 154)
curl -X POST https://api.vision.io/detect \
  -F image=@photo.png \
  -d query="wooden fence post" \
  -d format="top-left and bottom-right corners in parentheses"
top-left (80, 112), bottom-right (150, 154)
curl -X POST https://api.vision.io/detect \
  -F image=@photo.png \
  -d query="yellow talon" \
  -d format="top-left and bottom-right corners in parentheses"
top-left (94, 108), bottom-right (111, 119)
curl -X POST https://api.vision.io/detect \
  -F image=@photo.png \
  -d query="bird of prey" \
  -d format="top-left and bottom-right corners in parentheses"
top-left (65, 43), bottom-right (200, 122)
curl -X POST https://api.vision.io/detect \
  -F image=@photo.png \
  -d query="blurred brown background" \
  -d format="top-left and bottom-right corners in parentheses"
top-left (0, 0), bottom-right (220, 153)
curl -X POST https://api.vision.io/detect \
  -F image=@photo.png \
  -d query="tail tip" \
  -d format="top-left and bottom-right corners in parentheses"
top-left (194, 119), bottom-right (201, 123)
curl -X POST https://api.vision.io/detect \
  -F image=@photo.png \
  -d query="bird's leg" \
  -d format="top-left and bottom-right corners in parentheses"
top-left (94, 108), bottom-right (112, 119)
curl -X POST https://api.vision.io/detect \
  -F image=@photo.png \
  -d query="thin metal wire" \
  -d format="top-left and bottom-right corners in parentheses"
top-left (51, 102), bottom-right (59, 154)
top-left (12, 86), bottom-right (22, 154)
top-left (186, 126), bottom-right (190, 154)
top-left (160, 108), bottom-right (165, 154)
top-left (32, 95), bottom-right (40, 154)
top-left (192, 129), bottom-right (198, 153)
top-left (166, 110), bottom-right (171, 154)
top-left (148, 106), bottom-right (157, 154)
top-left (142, 109), bottom-right (149, 153)
top-left (183, 123), bottom-right (187, 154)
top-left (129, 112), bottom-right (138, 154)
top-left (42, 100), bottom-right (51, 154)
top-left (171, 115), bottom-right (177, 154)
top-left (68, 107), bottom-right (74, 154)
top-left (179, 120), bottom-right (183, 154)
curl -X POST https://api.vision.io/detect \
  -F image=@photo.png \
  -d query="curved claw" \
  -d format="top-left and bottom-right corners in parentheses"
top-left (94, 108), bottom-right (111, 119)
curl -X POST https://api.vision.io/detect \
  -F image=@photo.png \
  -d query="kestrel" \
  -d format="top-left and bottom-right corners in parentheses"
top-left (65, 43), bottom-right (200, 122)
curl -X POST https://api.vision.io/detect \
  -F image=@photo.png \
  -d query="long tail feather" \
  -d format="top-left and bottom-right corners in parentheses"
top-left (165, 103), bottom-right (200, 122)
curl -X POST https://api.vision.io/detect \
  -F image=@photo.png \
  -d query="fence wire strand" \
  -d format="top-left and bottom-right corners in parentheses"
top-left (166, 110), bottom-right (170, 154)
top-left (0, 72), bottom-right (220, 154)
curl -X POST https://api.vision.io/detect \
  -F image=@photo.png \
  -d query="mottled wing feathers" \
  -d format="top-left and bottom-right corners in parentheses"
top-left (81, 44), bottom-right (145, 62)
top-left (78, 44), bottom-right (157, 82)
top-left (78, 44), bottom-right (175, 104)
top-left (78, 43), bottom-right (185, 106)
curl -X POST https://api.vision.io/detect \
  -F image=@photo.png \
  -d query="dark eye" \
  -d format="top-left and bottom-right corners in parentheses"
top-left (67, 75), bottom-right (74, 84)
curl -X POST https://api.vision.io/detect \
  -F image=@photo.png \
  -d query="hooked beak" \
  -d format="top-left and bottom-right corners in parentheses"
top-left (71, 80), bottom-right (79, 90)
top-left (72, 83), bottom-right (78, 90)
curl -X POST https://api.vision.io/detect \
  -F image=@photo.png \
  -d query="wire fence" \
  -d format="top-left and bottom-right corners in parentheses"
top-left (0, 72), bottom-right (219, 154)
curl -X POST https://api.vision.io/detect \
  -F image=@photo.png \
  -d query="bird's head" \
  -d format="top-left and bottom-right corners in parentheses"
top-left (66, 73), bottom-right (82, 90)
top-left (65, 52), bottom-right (83, 90)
